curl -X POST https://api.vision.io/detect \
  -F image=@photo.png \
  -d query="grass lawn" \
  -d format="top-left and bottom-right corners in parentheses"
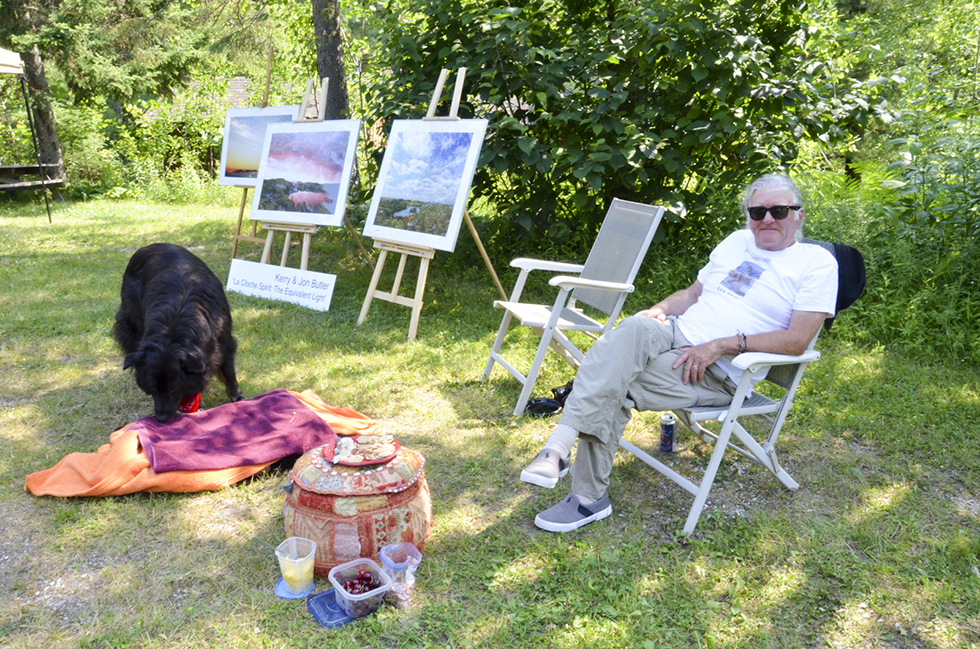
top-left (1, 196), bottom-right (978, 648)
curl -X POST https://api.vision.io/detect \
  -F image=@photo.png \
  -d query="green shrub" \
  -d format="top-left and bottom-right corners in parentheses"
top-left (0, 76), bottom-right (34, 165)
top-left (798, 127), bottom-right (980, 362)
top-left (370, 0), bottom-right (891, 260)
top-left (53, 100), bottom-right (131, 199)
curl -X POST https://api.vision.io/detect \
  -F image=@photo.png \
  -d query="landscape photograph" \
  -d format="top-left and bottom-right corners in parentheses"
top-left (5, 2), bottom-right (980, 646)
top-left (364, 119), bottom-right (487, 251)
top-left (218, 106), bottom-right (298, 185)
top-left (251, 120), bottom-right (360, 226)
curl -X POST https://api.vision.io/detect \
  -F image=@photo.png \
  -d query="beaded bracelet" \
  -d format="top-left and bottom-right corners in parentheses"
top-left (737, 332), bottom-right (747, 354)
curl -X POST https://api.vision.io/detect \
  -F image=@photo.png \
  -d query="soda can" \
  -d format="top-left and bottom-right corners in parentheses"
top-left (659, 413), bottom-right (676, 453)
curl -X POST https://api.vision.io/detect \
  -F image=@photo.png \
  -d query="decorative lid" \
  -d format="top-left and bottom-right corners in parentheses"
top-left (289, 443), bottom-right (425, 496)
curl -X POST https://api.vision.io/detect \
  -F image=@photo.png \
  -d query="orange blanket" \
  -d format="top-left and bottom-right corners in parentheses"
top-left (25, 390), bottom-right (377, 497)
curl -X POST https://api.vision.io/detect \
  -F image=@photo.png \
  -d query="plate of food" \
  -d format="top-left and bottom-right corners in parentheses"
top-left (330, 434), bottom-right (400, 466)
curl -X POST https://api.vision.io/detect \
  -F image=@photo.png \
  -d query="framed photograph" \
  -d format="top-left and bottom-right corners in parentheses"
top-left (249, 119), bottom-right (361, 227)
top-left (363, 119), bottom-right (488, 252)
top-left (218, 106), bottom-right (299, 186)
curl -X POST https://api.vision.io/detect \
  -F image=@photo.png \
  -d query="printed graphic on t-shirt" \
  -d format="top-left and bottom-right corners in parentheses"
top-left (721, 261), bottom-right (765, 296)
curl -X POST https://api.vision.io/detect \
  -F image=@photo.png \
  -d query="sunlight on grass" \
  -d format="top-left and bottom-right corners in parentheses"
top-left (922, 616), bottom-right (973, 647)
top-left (824, 598), bottom-right (879, 647)
top-left (827, 601), bottom-right (970, 649)
top-left (435, 492), bottom-right (525, 536)
top-left (4, 199), bottom-right (980, 648)
top-left (0, 404), bottom-right (42, 440)
top-left (556, 616), bottom-right (632, 647)
top-left (845, 482), bottom-right (912, 525)
top-left (178, 494), bottom-right (273, 543)
top-left (759, 564), bottom-right (806, 602)
top-left (488, 553), bottom-right (548, 591)
top-left (458, 611), bottom-right (511, 646)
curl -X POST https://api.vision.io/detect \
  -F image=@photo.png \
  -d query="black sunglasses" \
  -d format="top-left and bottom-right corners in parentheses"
top-left (747, 205), bottom-right (801, 221)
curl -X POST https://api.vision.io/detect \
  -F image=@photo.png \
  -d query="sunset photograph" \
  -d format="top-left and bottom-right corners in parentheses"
top-left (218, 106), bottom-right (298, 186)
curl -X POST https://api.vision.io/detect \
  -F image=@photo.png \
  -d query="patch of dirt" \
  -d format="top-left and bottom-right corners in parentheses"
top-left (0, 498), bottom-right (105, 627)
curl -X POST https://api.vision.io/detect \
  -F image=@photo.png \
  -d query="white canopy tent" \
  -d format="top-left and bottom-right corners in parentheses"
top-left (0, 47), bottom-right (24, 75)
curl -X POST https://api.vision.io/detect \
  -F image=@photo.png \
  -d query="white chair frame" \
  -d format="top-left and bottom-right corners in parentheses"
top-left (620, 339), bottom-right (821, 534)
top-left (617, 238), bottom-right (863, 534)
top-left (618, 236), bottom-right (865, 534)
top-left (482, 199), bottom-right (667, 415)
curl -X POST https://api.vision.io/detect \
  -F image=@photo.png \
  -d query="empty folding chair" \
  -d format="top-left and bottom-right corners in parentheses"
top-left (483, 199), bottom-right (667, 416)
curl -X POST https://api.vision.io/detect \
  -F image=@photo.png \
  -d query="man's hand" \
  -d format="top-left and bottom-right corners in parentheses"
top-left (670, 310), bottom-right (829, 385)
top-left (673, 341), bottom-right (724, 385)
top-left (636, 306), bottom-right (668, 321)
top-left (636, 281), bottom-right (704, 322)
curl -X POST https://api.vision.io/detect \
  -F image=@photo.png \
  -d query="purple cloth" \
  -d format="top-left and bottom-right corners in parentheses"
top-left (136, 389), bottom-right (336, 473)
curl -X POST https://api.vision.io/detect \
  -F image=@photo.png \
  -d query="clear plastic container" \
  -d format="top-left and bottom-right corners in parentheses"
top-left (275, 537), bottom-right (317, 597)
top-left (379, 542), bottom-right (422, 608)
top-left (328, 558), bottom-right (392, 618)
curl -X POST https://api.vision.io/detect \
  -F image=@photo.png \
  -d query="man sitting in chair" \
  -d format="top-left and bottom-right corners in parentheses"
top-left (523, 173), bottom-right (839, 532)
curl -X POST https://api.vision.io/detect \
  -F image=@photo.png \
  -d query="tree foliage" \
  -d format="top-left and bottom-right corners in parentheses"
top-left (369, 0), bottom-right (892, 254)
top-left (2, 0), bottom-right (210, 105)
top-left (842, 0), bottom-right (980, 127)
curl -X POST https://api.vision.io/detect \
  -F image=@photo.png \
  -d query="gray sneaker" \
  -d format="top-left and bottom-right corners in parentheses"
top-left (520, 449), bottom-right (571, 488)
top-left (534, 492), bottom-right (612, 533)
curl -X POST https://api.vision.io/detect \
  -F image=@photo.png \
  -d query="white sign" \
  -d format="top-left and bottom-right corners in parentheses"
top-left (226, 259), bottom-right (335, 311)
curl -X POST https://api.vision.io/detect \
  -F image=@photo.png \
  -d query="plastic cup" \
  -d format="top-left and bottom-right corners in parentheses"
top-left (276, 537), bottom-right (316, 597)
top-left (379, 542), bottom-right (422, 608)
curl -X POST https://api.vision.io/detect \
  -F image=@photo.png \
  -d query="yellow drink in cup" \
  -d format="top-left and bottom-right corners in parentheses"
top-left (276, 537), bottom-right (317, 597)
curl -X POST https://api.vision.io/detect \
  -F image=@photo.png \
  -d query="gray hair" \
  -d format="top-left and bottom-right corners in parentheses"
top-left (741, 173), bottom-right (804, 239)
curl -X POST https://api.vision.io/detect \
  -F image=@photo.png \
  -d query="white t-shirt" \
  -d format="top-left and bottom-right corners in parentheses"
top-left (676, 229), bottom-right (838, 385)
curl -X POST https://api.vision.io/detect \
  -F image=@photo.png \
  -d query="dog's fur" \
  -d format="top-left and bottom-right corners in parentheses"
top-left (113, 243), bottom-right (244, 422)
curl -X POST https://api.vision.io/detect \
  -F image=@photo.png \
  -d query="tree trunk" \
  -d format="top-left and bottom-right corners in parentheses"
top-left (310, 0), bottom-right (350, 120)
top-left (20, 44), bottom-right (64, 177)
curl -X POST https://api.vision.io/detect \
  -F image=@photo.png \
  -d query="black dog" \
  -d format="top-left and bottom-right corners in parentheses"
top-left (113, 243), bottom-right (244, 422)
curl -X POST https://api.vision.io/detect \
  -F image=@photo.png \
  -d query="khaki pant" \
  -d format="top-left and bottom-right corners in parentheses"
top-left (558, 315), bottom-right (736, 500)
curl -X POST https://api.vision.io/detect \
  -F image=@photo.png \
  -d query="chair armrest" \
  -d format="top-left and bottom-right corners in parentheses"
top-left (549, 276), bottom-right (635, 293)
top-left (510, 258), bottom-right (585, 275)
top-left (731, 350), bottom-right (821, 374)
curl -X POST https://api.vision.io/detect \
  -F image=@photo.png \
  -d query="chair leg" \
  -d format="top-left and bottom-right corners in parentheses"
top-left (731, 425), bottom-right (799, 490)
top-left (682, 418), bottom-right (737, 534)
top-left (482, 310), bottom-right (514, 380)
top-left (512, 322), bottom-right (556, 416)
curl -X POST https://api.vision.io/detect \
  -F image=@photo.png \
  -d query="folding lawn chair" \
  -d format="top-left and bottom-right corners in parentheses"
top-left (619, 239), bottom-right (866, 534)
top-left (482, 199), bottom-right (667, 416)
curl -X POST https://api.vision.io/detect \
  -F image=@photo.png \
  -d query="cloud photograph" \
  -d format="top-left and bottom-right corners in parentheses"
top-left (380, 130), bottom-right (474, 205)
top-left (373, 129), bottom-right (477, 237)
top-left (250, 121), bottom-right (360, 226)
top-left (363, 119), bottom-right (487, 252)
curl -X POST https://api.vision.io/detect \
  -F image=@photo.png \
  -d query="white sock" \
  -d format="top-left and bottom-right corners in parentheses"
top-left (573, 492), bottom-right (596, 505)
top-left (543, 423), bottom-right (578, 457)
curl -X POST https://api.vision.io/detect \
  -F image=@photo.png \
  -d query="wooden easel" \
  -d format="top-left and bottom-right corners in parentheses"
top-left (358, 239), bottom-right (435, 340)
top-left (231, 65), bottom-right (373, 270)
top-left (259, 222), bottom-right (318, 269)
top-left (357, 68), bottom-right (506, 340)
top-left (230, 47), bottom-right (276, 261)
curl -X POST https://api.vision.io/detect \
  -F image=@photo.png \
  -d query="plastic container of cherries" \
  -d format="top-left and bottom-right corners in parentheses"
top-left (327, 558), bottom-right (392, 618)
